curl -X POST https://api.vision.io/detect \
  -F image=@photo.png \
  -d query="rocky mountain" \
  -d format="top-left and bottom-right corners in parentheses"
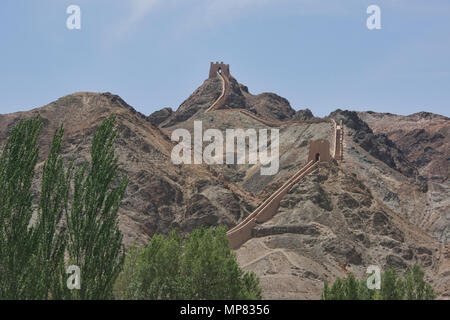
top-left (0, 70), bottom-right (448, 299)
top-left (358, 111), bottom-right (449, 180)
top-left (154, 75), bottom-right (299, 129)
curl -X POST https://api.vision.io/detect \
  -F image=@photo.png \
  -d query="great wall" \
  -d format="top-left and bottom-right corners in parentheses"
top-left (206, 62), bottom-right (344, 249)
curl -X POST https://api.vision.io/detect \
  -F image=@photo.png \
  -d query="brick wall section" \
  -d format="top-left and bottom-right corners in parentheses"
top-left (226, 160), bottom-right (319, 249)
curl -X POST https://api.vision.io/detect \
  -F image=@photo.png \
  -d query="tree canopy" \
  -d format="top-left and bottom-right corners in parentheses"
top-left (114, 226), bottom-right (262, 300)
top-left (322, 264), bottom-right (436, 300)
top-left (0, 114), bottom-right (127, 300)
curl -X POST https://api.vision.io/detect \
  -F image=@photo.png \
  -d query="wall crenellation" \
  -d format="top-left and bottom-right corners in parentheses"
top-left (209, 62), bottom-right (230, 78)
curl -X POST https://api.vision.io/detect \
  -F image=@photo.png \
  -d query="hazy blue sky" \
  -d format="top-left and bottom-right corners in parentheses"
top-left (1, 0), bottom-right (449, 117)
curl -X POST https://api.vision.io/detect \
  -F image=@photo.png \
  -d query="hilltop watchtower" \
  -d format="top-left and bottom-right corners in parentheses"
top-left (209, 62), bottom-right (230, 78)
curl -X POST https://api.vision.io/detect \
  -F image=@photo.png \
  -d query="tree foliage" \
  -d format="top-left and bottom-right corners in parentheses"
top-left (0, 117), bottom-right (43, 299)
top-left (32, 125), bottom-right (73, 299)
top-left (114, 226), bottom-right (262, 300)
top-left (66, 114), bottom-right (128, 300)
top-left (322, 264), bottom-right (436, 300)
top-left (403, 264), bottom-right (436, 300)
top-left (0, 114), bottom-right (127, 300)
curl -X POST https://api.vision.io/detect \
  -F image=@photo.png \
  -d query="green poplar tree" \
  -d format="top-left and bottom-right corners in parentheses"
top-left (31, 125), bottom-right (73, 299)
top-left (381, 268), bottom-right (404, 300)
top-left (0, 118), bottom-right (42, 299)
top-left (329, 278), bottom-right (345, 300)
top-left (66, 114), bottom-right (128, 299)
top-left (321, 281), bottom-right (330, 300)
top-left (404, 264), bottom-right (436, 300)
top-left (344, 274), bottom-right (359, 300)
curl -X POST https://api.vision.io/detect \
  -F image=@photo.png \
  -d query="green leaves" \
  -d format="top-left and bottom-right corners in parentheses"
top-left (0, 117), bottom-right (42, 299)
top-left (0, 114), bottom-right (128, 300)
top-left (182, 226), bottom-right (242, 299)
top-left (139, 231), bottom-right (182, 299)
top-left (33, 125), bottom-right (73, 299)
top-left (380, 268), bottom-right (404, 300)
top-left (115, 227), bottom-right (262, 300)
top-left (66, 114), bottom-right (128, 300)
top-left (321, 264), bottom-right (436, 300)
top-left (403, 264), bottom-right (436, 300)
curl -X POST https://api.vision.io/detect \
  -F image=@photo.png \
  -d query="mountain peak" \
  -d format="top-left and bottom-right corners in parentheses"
top-left (154, 62), bottom-right (298, 128)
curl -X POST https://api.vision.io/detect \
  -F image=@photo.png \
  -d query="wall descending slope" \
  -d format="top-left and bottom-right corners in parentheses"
top-left (226, 160), bottom-right (320, 249)
top-left (204, 62), bottom-right (346, 249)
